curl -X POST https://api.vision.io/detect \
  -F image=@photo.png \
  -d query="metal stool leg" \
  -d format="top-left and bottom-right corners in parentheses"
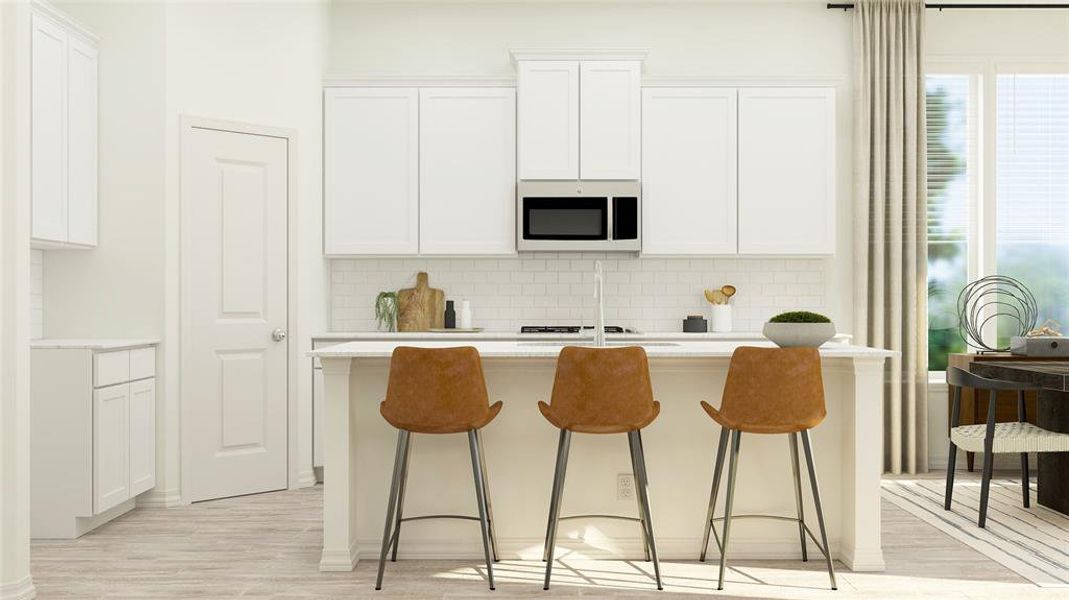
top-left (1018, 390), bottom-right (1030, 508)
top-left (630, 430), bottom-right (662, 590)
top-left (375, 430), bottom-right (410, 590)
top-left (390, 434), bottom-right (413, 561)
top-left (788, 432), bottom-right (808, 562)
top-left (945, 385), bottom-right (962, 510)
top-left (627, 431), bottom-right (652, 562)
top-left (800, 430), bottom-right (837, 591)
top-left (467, 430), bottom-right (495, 590)
top-left (475, 430), bottom-right (500, 561)
top-left (717, 429), bottom-right (741, 591)
top-left (979, 390), bottom-right (997, 528)
top-left (699, 428), bottom-right (730, 562)
top-left (542, 430), bottom-right (571, 590)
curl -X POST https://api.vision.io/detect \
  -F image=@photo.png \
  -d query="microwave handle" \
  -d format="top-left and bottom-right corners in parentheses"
top-left (606, 197), bottom-right (613, 241)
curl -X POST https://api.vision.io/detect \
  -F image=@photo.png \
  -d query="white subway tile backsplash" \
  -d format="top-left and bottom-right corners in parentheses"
top-left (330, 253), bottom-right (832, 333)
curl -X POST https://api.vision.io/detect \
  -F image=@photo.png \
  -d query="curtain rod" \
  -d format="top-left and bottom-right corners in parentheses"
top-left (828, 3), bottom-right (1069, 9)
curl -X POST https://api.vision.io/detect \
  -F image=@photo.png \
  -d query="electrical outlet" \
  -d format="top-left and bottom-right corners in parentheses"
top-left (617, 473), bottom-right (635, 500)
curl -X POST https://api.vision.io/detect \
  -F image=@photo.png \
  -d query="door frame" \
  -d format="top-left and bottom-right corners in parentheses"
top-left (178, 116), bottom-right (301, 504)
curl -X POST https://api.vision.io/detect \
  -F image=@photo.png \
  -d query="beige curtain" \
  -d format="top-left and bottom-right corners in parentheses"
top-left (853, 0), bottom-right (929, 474)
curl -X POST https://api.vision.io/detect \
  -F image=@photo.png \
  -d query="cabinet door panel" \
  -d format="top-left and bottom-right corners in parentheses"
top-left (324, 88), bottom-right (419, 255)
top-left (66, 35), bottom-right (98, 246)
top-left (31, 13), bottom-right (68, 243)
top-left (128, 379), bottom-right (156, 497)
top-left (420, 88), bottom-right (516, 255)
top-left (580, 61), bottom-right (641, 180)
top-left (517, 61), bottom-right (579, 180)
top-left (738, 88), bottom-right (836, 254)
top-left (94, 384), bottom-right (130, 513)
top-left (642, 88), bottom-right (737, 255)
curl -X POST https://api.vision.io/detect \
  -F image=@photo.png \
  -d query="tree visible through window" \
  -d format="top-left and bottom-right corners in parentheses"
top-left (926, 76), bottom-right (969, 371)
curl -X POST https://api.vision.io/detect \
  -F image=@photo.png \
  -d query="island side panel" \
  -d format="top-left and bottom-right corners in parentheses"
top-left (839, 356), bottom-right (886, 571)
top-left (319, 356), bottom-right (359, 571)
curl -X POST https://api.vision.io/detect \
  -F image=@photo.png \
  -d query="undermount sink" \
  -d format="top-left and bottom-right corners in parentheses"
top-left (517, 341), bottom-right (680, 347)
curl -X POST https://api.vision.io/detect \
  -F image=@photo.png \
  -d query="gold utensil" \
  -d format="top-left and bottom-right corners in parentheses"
top-left (721, 285), bottom-right (736, 299)
top-left (704, 289), bottom-right (727, 305)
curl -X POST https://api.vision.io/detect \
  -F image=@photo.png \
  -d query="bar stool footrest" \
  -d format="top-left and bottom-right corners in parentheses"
top-left (558, 514), bottom-right (643, 523)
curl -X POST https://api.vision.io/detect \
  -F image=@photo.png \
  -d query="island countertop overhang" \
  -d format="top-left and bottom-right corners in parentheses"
top-left (309, 339), bottom-right (897, 360)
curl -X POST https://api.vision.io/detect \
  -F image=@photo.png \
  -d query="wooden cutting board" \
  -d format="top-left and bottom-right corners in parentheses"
top-left (397, 272), bottom-right (444, 332)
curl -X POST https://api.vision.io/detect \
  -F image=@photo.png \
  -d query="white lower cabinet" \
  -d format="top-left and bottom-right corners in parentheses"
top-left (93, 383), bottom-right (131, 513)
top-left (31, 343), bottom-right (158, 538)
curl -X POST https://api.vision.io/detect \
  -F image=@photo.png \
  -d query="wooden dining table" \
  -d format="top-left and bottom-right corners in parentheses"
top-left (969, 361), bottom-right (1069, 516)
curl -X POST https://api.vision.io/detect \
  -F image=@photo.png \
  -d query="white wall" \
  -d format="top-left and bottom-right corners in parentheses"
top-left (325, 0), bottom-right (857, 333)
top-left (29, 251), bottom-right (41, 340)
top-left (164, 0), bottom-right (330, 495)
top-left (1, 0), bottom-right (35, 596)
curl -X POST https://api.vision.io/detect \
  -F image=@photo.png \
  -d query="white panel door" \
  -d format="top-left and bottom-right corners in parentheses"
top-left (31, 13), bottom-right (68, 243)
top-left (66, 34), bottom-right (98, 246)
top-left (128, 378), bottom-right (156, 496)
top-left (580, 61), bottom-right (641, 180)
top-left (324, 88), bottom-right (419, 255)
top-left (419, 88), bottom-right (516, 255)
top-left (182, 126), bottom-right (289, 502)
top-left (517, 61), bottom-right (579, 180)
top-left (642, 88), bottom-right (738, 255)
top-left (93, 384), bottom-right (130, 513)
top-left (738, 88), bottom-right (836, 254)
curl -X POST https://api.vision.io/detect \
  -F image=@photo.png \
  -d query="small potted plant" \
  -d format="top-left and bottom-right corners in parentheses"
top-left (375, 291), bottom-right (399, 332)
top-left (763, 311), bottom-right (836, 348)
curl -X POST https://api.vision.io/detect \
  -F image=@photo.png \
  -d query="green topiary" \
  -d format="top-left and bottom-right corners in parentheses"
top-left (769, 311), bottom-right (831, 324)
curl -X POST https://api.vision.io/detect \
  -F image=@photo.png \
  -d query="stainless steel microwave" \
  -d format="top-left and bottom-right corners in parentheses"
top-left (516, 181), bottom-right (641, 252)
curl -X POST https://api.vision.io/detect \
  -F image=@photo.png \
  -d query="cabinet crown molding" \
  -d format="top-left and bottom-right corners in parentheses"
top-left (32, 0), bottom-right (99, 43)
top-left (509, 48), bottom-right (649, 63)
top-left (323, 75), bottom-right (516, 88)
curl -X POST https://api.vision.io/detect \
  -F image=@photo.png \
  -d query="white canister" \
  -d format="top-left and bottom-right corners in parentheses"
top-left (710, 304), bottom-right (732, 333)
top-left (459, 299), bottom-right (473, 329)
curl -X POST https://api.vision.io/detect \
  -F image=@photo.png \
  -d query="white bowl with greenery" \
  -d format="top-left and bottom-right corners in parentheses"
top-left (762, 311), bottom-right (836, 348)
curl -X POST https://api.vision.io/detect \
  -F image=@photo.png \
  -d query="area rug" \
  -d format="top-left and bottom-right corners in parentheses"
top-left (882, 478), bottom-right (1069, 587)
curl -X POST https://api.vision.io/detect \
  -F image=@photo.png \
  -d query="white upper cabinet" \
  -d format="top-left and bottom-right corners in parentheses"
top-left (642, 88), bottom-right (738, 255)
top-left (66, 35), bottom-right (99, 246)
top-left (31, 13), bottom-right (69, 243)
top-left (324, 87), bottom-right (420, 255)
top-left (517, 58), bottom-right (641, 180)
top-left (31, 8), bottom-right (98, 249)
top-left (517, 61), bottom-right (579, 180)
top-left (737, 88), bottom-right (836, 254)
top-left (419, 88), bottom-right (516, 255)
top-left (580, 61), bottom-right (641, 180)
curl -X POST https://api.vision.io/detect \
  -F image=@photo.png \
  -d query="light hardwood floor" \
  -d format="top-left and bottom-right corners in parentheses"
top-left (30, 474), bottom-right (1062, 599)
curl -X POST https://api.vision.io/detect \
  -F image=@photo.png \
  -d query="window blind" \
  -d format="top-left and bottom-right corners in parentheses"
top-left (996, 74), bottom-right (1069, 245)
top-left (926, 76), bottom-right (972, 248)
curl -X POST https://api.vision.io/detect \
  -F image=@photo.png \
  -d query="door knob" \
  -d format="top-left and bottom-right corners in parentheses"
top-left (272, 328), bottom-right (287, 342)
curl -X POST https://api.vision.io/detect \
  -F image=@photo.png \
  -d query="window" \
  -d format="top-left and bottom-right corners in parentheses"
top-left (926, 75), bottom-right (972, 371)
top-left (925, 68), bottom-right (1069, 370)
top-left (995, 74), bottom-right (1069, 347)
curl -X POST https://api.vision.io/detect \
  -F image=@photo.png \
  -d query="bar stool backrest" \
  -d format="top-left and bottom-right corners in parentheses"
top-left (548, 346), bottom-right (656, 431)
top-left (720, 346), bottom-right (826, 434)
top-left (381, 346), bottom-right (493, 433)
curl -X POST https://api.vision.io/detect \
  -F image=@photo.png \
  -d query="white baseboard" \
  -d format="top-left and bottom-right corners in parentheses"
top-left (296, 469), bottom-right (317, 489)
top-left (319, 540), bottom-right (360, 571)
top-left (0, 575), bottom-right (36, 600)
top-left (136, 487), bottom-right (181, 509)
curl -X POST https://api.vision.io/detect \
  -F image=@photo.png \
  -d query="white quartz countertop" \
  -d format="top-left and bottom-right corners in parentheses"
top-left (30, 338), bottom-right (160, 350)
top-left (313, 330), bottom-right (854, 343)
top-left (309, 339), bottom-right (894, 359)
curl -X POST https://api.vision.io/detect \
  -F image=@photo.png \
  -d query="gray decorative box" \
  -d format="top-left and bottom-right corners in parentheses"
top-left (1010, 336), bottom-right (1069, 357)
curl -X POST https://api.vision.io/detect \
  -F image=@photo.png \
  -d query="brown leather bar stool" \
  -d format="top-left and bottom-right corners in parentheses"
top-left (539, 345), bottom-right (663, 591)
top-left (698, 347), bottom-right (836, 591)
top-left (375, 346), bottom-right (503, 591)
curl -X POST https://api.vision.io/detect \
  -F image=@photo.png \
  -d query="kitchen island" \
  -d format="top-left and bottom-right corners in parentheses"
top-left (310, 339), bottom-right (894, 573)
